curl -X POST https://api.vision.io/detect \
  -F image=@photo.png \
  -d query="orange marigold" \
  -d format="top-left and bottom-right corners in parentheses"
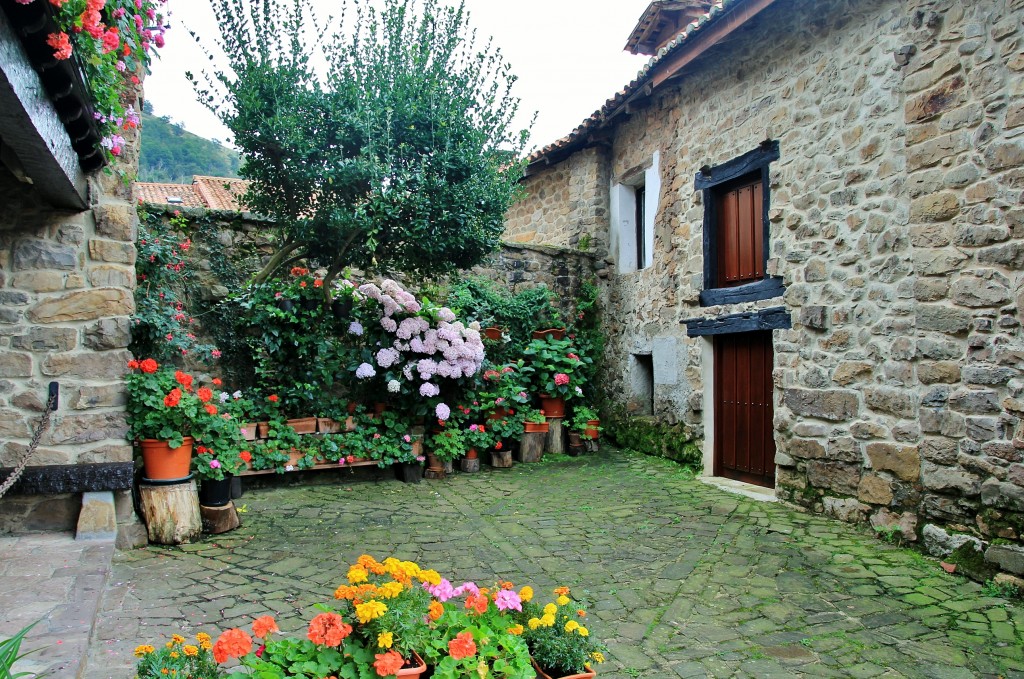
top-left (334, 584), bottom-right (357, 600)
top-left (428, 600), bottom-right (444, 621)
top-left (307, 612), bottom-right (352, 647)
top-left (212, 628), bottom-right (252, 664)
top-left (448, 631), bottom-right (477, 661)
top-left (251, 615), bottom-right (279, 640)
top-left (553, 586), bottom-right (571, 596)
top-left (373, 649), bottom-right (404, 677)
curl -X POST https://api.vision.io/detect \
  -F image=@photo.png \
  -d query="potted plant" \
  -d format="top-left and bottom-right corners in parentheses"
top-left (125, 359), bottom-right (204, 481)
top-left (517, 588), bottom-right (607, 679)
top-left (134, 632), bottom-right (219, 679)
top-left (429, 426), bottom-right (469, 473)
top-left (523, 408), bottom-right (549, 434)
top-left (522, 337), bottom-right (592, 418)
top-left (566, 406), bottom-right (601, 455)
top-left (519, 408), bottom-right (548, 463)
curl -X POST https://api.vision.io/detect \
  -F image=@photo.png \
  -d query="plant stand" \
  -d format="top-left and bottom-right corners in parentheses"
top-left (201, 501), bottom-right (241, 534)
top-left (138, 480), bottom-right (202, 545)
top-left (461, 456), bottom-right (480, 472)
top-left (546, 418), bottom-right (565, 454)
top-left (490, 449), bottom-right (513, 468)
top-left (518, 432), bottom-right (545, 462)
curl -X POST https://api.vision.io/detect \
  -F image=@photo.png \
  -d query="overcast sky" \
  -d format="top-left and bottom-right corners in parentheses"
top-left (145, 0), bottom-right (658, 153)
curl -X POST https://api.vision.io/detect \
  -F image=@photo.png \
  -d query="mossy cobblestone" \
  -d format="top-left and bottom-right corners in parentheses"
top-left (86, 449), bottom-right (1023, 678)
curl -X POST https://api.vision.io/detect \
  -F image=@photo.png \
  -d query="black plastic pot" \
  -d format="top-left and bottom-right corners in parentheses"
top-left (332, 298), bottom-right (353, 320)
top-left (277, 299), bottom-right (295, 313)
top-left (198, 475), bottom-right (233, 507)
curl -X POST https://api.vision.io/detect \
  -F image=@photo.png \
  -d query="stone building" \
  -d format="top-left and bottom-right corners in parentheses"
top-left (506, 0), bottom-right (1024, 571)
top-left (0, 2), bottom-right (143, 545)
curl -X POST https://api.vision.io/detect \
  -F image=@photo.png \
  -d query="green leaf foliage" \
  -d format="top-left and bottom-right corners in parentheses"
top-left (190, 0), bottom-right (531, 283)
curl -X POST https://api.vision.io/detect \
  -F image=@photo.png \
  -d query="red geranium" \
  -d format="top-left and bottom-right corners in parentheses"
top-left (448, 631), bottom-right (477, 660)
top-left (212, 628), bottom-right (252, 664)
top-left (163, 388), bottom-right (182, 407)
top-left (197, 387), bottom-right (213, 403)
top-left (307, 612), bottom-right (352, 647)
top-left (139, 358), bottom-right (158, 374)
top-left (373, 650), bottom-right (404, 677)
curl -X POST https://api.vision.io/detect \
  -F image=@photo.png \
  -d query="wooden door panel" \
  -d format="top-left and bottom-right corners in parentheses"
top-left (714, 332), bottom-right (775, 487)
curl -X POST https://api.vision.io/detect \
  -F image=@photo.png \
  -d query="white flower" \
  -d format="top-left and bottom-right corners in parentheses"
top-left (219, 392), bottom-right (230, 403)
top-left (387, 379), bottom-right (401, 393)
top-left (575, 386), bottom-right (584, 396)
top-left (232, 390), bottom-right (243, 399)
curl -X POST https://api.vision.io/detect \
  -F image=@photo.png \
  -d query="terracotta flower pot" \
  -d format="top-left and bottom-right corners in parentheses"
top-left (373, 402), bottom-right (388, 416)
top-left (397, 651), bottom-right (427, 677)
top-left (489, 406), bottom-right (508, 420)
top-left (540, 395), bottom-right (565, 418)
top-left (531, 658), bottom-right (596, 679)
top-left (256, 422), bottom-right (270, 438)
top-left (483, 327), bottom-right (503, 341)
top-left (286, 417), bottom-right (317, 434)
top-left (524, 421), bottom-right (550, 434)
top-left (465, 448), bottom-right (478, 460)
top-left (317, 417), bottom-right (343, 434)
top-left (584, 419), bottom-right (600, 440)
top-left (532, 328), bottom-right (566, 340)
top-left (240, 422), bottom-right (258, 441)
top-left (140, 437), bottom-right (194, 481)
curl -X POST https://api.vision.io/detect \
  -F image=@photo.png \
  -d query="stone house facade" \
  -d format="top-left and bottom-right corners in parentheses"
top-left (506, 0), bottom-right (1024, 571)
top-left (0, 4), bottom-right (143, 545)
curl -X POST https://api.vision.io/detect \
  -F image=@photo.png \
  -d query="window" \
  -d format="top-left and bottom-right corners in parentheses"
top-left (611, 151), bottom-right (659, 274)
top-left (630, 354), bottom-right (654, 415)
top-left (696, 141), bottom-right (782, 306)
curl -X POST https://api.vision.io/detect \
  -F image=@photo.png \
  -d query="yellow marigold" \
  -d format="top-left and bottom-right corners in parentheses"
top-left (578, 626), bottom-right (589, 637)
top-left (165, 641), bottom-right (174, 648)
top-left (377, 631), bottom-right (394, 649)
top-left (417, 569), bottom-right (441, 586)
top-left (543, 603), bottom-right (557, 616)
top-left (196, 633), bottom-right (211, 644)
top-left (518, 586), bottom-right (533, 603)
top-left (355, 600), bottom-right (388, 624)
top-left (199, 640), bottom-right (212, 651)
top-left (377, 581), bottom-right (403, 599)
top-left (591, 651), bottom-right (605, 663)
top-left (347, 565), bottom-right (368, 584)
top-left (169, 651), bottom-right (180, 659)
top-left (553, 586), bottom-right (570, 596)
top-left (564, 620), bottom-right (580, 633)
top-left (133, 645), bottom-right (155, 657)
top-left (183, 645), bottom-right (199, 657)
top-left (170, 634), bottom-right (185, 644)
top-left (334, 584), bottom-right (357, 600)
top-left (528, 617), bottom-right (542, 630)
top-left (508, 624), bottom-right (524, 636)
top-left (556, 595), bottom-right (570, 606)
top-left (161, 670), bottom-right (169, 675)
top-left (540, 613), bottom-right (555, 627)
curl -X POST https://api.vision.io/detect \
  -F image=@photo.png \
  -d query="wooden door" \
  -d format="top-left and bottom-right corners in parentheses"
top-left (714, 331), bottom-right (775, 487)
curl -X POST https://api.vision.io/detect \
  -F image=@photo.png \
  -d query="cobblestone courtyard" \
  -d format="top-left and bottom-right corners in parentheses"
top-left (87, 449), bottom-right (1024, 678)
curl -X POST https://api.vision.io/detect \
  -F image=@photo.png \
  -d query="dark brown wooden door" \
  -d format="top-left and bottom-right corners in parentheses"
top-left (714, 332), bottom-right (775, 487)
top-left (716, 178), bottom-right (764, 287)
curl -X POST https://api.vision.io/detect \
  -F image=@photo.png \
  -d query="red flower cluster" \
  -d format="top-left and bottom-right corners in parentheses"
top-left (163, 388), bottom-right (182, 407)
top-left (174, 370), bottom-right (193, 391)
top-left (373, 650), bottom-right (404, 677)
top-left (448, 631), bottom-right (477, 660)
top-left (307, 612), bottom-right (352, 647)
top-left (212, 628), bottom-right (252, 664)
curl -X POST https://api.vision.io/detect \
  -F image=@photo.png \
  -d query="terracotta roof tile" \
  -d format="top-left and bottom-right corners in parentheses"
top-left (192, 175), bottom-right (250, 211)
top-left (134, 182), bottom-right (205, 208)
top-left (527, 0), bottom-right (742, 168)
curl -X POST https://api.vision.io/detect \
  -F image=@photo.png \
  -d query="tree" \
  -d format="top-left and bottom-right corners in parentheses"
top-left (189, 0), bottom-right (531, 288)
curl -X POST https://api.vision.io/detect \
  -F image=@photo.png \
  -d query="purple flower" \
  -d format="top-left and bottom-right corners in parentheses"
top-left (209, 460), bottom-right (221, 469)
top-left (436, 403), bottom-right (451, 421)
top-left (376, 347), bottom-right (400, 368)
top-left (355, 362), bottom-right (376, 379)
top-left (419, 382), bottom-right (440, 398)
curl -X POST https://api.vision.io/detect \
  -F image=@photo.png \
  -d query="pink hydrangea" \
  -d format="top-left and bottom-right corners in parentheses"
top-left (554, 373), bottom-right (570, 386)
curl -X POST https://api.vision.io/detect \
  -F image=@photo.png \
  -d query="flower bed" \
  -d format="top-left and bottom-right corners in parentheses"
top-left (134, 555), bottom-right (606, 679)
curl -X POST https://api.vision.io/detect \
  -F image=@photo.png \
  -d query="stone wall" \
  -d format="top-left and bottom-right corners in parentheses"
top-left (505, 0), bottom-right (1024, 567)
top-left (0, 123), bottom-right (141, 537)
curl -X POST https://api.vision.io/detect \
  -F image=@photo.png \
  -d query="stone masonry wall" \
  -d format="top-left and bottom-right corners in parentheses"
top-left (506, 0), bottom-right (1024, 565)
top-left (0, 125), bottom-right (141, 535)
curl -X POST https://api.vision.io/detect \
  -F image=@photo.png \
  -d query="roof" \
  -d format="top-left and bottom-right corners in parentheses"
top-left (624, 1), bottom-right (714, 56)
top-left (135, 176), bottom-right (250, 211)
top-left (526, 0), bottom-right (776, 173)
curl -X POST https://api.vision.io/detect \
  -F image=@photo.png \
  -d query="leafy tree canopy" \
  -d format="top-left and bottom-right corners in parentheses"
top-left (189, 0), bottom-right (531, 286)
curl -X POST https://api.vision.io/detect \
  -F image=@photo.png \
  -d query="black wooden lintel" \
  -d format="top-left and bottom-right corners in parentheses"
top-left (682, 306), bottom-right (791, 337)
top-left (699, 277), bottom-right (785, 307)
top-left (0, 462), bottom-right (134, 496)
top-left (695, 140), bottom-right (780, 190)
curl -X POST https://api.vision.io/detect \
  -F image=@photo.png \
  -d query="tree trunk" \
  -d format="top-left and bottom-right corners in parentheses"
top-left (201, 502), bottom-right (241, 534)
top-left (518, 432), bottom-right (545, 463)
top-left (138, 481), bottom-right (202, 545)
top-left (546, 418), bottom-right (565, 455)
top-left (490, 450), bottom-right (513, 468)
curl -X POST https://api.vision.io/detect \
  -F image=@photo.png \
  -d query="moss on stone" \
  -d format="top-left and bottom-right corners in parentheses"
top-left (603, 411), bottom-right (702, 471)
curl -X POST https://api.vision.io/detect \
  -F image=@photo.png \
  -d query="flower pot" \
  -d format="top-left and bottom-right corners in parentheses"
top-left (483, 327), bottom-right (503, 341)
top-left (466, 448), bottom-right (478, 460)
top-left (584, 420), bottom-right (600, 440)
top-left (397, 650), bottom-right (427, 677)
top-left (489, 406), bottom-right (508, 420)
top-left (241, 422), bottom-right (258, 441)
top-left (256, 422), bottom-right (270, 438)
top-left (317, 417), bottom-right (343, 434)
top-left (140, 437), bottom-right (194, 481)
top-left (524, 421), bottom-right (550, 434)
top-left (425, 451), bottom-right (444, 472)
top-left (276, 299), bottom-right (294, 313)
top-left (373, 402), bottom-right (388, 416)
top-left (198, 475), bottom-right (232, 507)
top-left (532, 328), bottom-right (566, 340)
top-left (286, 417), bottom-right (317, 434)
top-left (540, 395), bottom-right (566, 418)
top-left (332, 297), bottom-right (353, 320)
top-left (300, 298), bottom-right (319, 312)
top-left (394, 461), bottom-right (423, 484)
top-left (287, 449), bottom-right (304, 468)
top-left (531, 658), bottom-right (596, 679)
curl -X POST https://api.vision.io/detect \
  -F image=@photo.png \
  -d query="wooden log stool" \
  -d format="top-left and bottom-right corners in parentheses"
top-left (138, 480), bottom-right (201, 545)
